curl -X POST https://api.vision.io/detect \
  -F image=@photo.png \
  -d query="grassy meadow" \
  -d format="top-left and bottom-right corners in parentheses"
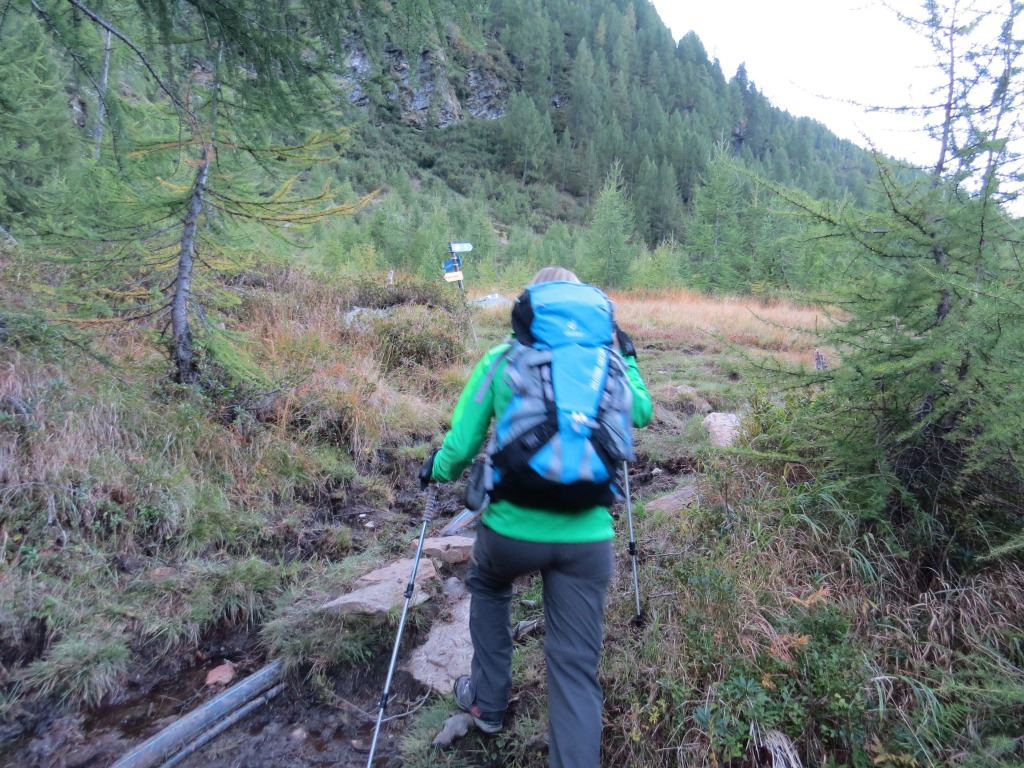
top-left (3, 248), bottom-right (1021, 767)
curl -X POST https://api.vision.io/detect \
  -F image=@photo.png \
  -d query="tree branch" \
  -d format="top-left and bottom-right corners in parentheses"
top-left (60, 0), bottom-right (190, 119)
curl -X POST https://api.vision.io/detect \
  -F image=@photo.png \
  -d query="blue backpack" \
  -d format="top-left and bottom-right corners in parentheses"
top-left (478, 281), bottom-right (635, 512)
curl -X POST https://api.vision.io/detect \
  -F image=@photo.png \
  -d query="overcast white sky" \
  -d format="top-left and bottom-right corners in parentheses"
top-left (648, 0), bottom-right (942, 166)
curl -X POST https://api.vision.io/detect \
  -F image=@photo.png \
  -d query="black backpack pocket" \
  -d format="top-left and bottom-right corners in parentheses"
top-left (464, 458), bottom-right (489, 511)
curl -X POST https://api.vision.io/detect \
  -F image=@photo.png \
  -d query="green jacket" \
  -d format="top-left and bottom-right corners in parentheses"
top-left (432, 342), bottom-right (653, 543)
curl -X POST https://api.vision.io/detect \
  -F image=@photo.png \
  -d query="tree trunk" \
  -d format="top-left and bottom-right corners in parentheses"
top-left (93, 28), bottom-right (112, 159)
top-left (930, 6), bottom-right (959, 323)
top-left (932, 18), bottom-right (957, 182)
top-left (171, 147), bottom-right (210, 386)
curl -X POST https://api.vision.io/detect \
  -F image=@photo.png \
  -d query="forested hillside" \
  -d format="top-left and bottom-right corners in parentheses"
top-left (1, 0), bottom-right (885, 305)
top-left (3, 0), bottom-right (1024, 766)
top-left (408, 0), bottom-right (880, 206)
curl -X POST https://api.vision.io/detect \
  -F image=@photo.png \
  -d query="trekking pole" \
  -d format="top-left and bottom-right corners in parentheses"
top-left (365, 483), bottom-right (440, 767)
top-left (623, 461), bottom-right (643, 625)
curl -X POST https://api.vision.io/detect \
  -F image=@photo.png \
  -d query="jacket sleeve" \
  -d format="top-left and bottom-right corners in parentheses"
top-left (432, 344), bottom-right (509, 483)
top-left (624, 355), bottom-right (653, 428)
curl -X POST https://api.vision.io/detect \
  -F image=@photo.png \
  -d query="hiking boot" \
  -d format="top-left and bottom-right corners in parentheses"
top-left (453, 675), bottom-right (502, 734)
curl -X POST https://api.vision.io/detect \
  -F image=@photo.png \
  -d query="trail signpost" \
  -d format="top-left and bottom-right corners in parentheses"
top-left (443, 242), bottom-right (472, 291)
top-left (443, 258), bottom-right (464, 283)
top-left (444, 241), bottom-right (477, 343)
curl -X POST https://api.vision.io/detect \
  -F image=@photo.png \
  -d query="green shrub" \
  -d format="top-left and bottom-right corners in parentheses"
top-left (370, 305), bottom-right (468, 372)
top-left (350, 276), bottom-right (464, 312)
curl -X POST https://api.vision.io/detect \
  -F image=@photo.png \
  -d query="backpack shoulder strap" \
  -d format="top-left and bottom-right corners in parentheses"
top-left (473, 340), bottom-right (516, 405)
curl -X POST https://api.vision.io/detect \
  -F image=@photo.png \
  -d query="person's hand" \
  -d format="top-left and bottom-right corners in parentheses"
top-left (419, 449), bottom-right (439, 490)
top-left (615, 326), bottom-right (637, 359)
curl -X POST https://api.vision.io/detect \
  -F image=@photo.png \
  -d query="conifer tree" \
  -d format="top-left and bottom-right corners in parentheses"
top-left (556, 127), bottom-right (575, 192)
top-left (633, 157), bottom-right (660, 244)
top-left (570, 39), bottom-right (602, 154)
top-left (799, 0), bottom-right (1024, 558)
top-left (634, 156), bottom-right (682, 245)
top-left (0, 7), bottom-right (78, 234)
top-left (684, 150), bottom-right (748, 292)
top-left (581, 162), bottom-right (636, 288)
top-left (630, 238), bottom-right (678, 290)
top-left (22, 0), bottom-right (477, 385)
top-left (501, 93), bottom-right (555, 183)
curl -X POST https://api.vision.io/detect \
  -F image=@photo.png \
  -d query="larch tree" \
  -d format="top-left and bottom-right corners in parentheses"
top-left (0, 7), bottom-right (78, 238)
top-left (501, 93), bottom-right (555, 183)
top-left (21, 0), bottom-right (481, 386)
top-left (582, 162), bottom-right (636, 289)
top-left (799, 0), bottom-right (1024, 560)
top-left (684, 149), bottom-right (748, 293)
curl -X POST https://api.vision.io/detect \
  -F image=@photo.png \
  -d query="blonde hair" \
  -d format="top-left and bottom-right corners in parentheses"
top-left (529, 266), bottom-right (580, 285)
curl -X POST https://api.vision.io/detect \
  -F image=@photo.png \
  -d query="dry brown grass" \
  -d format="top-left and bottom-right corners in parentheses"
top-left (0, 354), bottom-right (138, 526)
top-left (611, 288), bottom-right (831, 367)
top-left (241, 270), bottom-right (456, 458)
top-left (464, 285), bottom-right (833, 380)
top-left (0, 266), bottom-right (457, 711)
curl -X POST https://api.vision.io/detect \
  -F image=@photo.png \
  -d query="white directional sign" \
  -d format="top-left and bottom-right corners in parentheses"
top-left (449, 242), bottom-right (473, 253)
top-left (444, 271), bottom-right (464, 282)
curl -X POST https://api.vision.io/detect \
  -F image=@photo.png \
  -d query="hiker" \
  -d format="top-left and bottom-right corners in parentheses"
top-left (421, 266), bottom-right (652, 768)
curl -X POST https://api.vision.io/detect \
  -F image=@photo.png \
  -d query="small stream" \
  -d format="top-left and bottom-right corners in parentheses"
top-left (1, 658), bottom-right (393, 768)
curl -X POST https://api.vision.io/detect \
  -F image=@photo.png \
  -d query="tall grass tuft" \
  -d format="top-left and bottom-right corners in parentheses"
top-left (22, 635), bottom-right (131, 708)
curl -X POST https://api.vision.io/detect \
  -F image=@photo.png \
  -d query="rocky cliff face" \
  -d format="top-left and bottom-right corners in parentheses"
top-left (337, 39), bottom-right (513, 128)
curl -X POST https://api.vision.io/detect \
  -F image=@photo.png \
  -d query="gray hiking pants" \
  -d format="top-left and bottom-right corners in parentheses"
top-left (465, 523), bottom-right (614, 768)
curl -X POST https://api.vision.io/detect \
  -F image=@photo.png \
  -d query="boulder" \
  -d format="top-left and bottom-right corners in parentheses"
top-left (665, 384), bottom-right (712, 415)
top-left (645, 484), bottom-right (699, 515)
top-left (468, 293), bottom-right (513, 308)
top-left (703, 412), bottom-right (742, 447)
top-left (320, 558), bottom-right (437, 620)
top-left (402, 594), bottom-right (472, 692)
top-left (419, 535), bottom-right (476, 564)
top-left (432, 713), bottom-right (475, 746)
top-left (443, 576), bottom-right (468, 600)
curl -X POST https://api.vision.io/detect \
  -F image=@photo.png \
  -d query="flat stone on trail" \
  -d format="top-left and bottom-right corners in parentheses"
top-left (320, 558), bottom-right (437, 620)
top-left (350, 558), bottom-right (437, 589)
top-left (432, 712), bottom-right (474, 746)
top-left (402, 593), bottom-right (472, 692)
top-left (419, 535), bottom-right (476, 563)
top-left (645, 484), bottom-right (699, 515)
top-left (703, 412), bottom-right (742, 447)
